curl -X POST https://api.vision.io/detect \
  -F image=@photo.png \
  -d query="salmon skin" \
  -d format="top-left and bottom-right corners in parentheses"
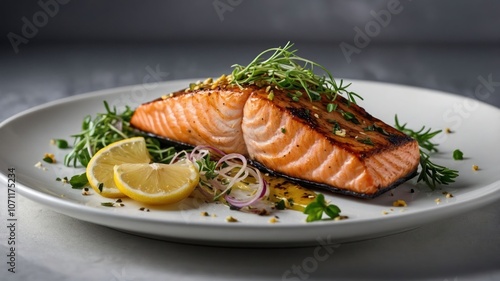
top-left (131, 84), bottom-right (420, 198)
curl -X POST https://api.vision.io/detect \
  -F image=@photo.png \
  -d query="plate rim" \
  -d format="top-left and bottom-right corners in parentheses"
top-left (1, 78), bottom-right (500, 246)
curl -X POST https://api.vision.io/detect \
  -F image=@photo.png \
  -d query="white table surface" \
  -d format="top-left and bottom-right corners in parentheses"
top-left (1, 43), bottom-right (499, 281)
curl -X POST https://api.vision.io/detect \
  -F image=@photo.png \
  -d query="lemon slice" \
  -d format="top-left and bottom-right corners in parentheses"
top-left (113, 159), bottom-right (199, 205)
top-left (86, 137), bottom-right (151, 198)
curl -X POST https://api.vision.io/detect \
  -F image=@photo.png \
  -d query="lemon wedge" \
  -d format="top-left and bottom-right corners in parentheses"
top-left (113, 159), bottom-right (199, 205)
top-left (86, 137), bottom-right (151, 198)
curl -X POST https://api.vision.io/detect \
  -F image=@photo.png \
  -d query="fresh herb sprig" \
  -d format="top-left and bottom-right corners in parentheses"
top-left (64, 101), bottom-right (135, 167)
top-left (230, 42), bottom-right (363, 104)
top-left (64, 101), bottom-right (176, 167)
top-left (303, 194), bottom-right (341, 222)
top-left (394, 115), bottom-right (441, 153)
top-left (394, 115), bottom-right (459, 189)
top-left (56, 173), bottom-right (89, 189)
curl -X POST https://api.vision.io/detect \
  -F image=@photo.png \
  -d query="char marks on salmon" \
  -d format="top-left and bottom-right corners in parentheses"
top-left (130, 85), bottom-right (420, 198)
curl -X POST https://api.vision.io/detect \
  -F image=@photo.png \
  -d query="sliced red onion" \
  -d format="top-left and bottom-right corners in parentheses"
top-left (169, 150), bottom-right (189, 164)
top-left (172, 144), bottom-right (269, 208)
top-left (224, 166), bottom-right (269, 208)
top-left (190, 145), bottom-right (226, 159)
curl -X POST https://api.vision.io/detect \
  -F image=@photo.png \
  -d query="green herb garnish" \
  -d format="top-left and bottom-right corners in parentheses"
top-left (52, 139), bottom-right (69, 149)
top-left (395, 115), bottom-right (441, 153)
top-left (327, 119), bottom-right (341, 133)
top-left (394, 115), bottom-right (459, 189)
top-left (340, 110), bottom-right (360, 124)
top-left (303, 194), bottom-right (341, 222)
top-left (100, 202), bottom-right (115, 207)
top-left (42, 156), bottom-right (54, 163)
top-left (364, 124), bottom-right (390, 136)
top-left (418, 153), bottom-right (459, 189)
top-left (63, 101), bottom-right (176, 168)
top-left (453, 149), bottom-right (464, 160)
top-left (101, 199), bottom-right (124, 207)
top-left (326, 103), bottom-right (337, 113)
top-left (267, 91), bottom-right (275, 101)
top-left (64, 101), bottom-right (135, 167)
top-left (230, 42), bottom-right (363, 104)
top-left (68, 173), bottom-right (89, 189)
top-left (275, 199), bottom-right (287, 210)
top-left (357, 137), bottom-right (374, 146)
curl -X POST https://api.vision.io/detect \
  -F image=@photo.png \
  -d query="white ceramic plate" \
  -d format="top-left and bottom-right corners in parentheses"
top-left (1, 79), bottom-right (499, 247)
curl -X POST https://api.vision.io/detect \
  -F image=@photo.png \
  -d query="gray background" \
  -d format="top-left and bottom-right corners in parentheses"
top-left (1, 0), bottom-right (499, 120)
top-left (2, 0), bottom-right (500, 44)
top-left (1, 1), bottom-right (500, 281)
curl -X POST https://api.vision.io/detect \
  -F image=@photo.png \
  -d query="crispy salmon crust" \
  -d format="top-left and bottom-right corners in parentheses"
top-left (130, 85), bottom-right (420, 198)
top-left (131, 87), bottom-right (252, 155)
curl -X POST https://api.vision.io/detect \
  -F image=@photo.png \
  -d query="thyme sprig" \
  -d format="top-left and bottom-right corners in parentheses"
top-left (230, 42), bottom-right (363, 103)
top-left (395, 115), bottom-right (441, 153)
top-left (394, 115), bottom-right (459, 189)
top-left (418, 151), bottom-right (459, 189)
top-left (64, 101), bottom-right (176, 167)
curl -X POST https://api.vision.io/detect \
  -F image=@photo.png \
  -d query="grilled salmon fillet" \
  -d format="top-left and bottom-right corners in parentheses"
top-left (131, 87), bottom-right (252, 155)
top-left (131, 85), bottom-right (420, 198)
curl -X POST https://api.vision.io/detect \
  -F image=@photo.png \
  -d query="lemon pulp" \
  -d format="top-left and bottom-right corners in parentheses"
top-left (85, 137), bottom-right (151, 198)
top-left (113, 159), bottom-right (199, 205)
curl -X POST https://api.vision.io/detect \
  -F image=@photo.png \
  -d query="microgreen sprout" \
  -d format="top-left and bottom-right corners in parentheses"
top-left (230, 42), bottom-right (363, 104)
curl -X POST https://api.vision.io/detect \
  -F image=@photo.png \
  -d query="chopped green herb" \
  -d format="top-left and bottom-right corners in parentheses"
top-left (56, 176), bottom-right (69, 183)
top-left (98, 182), bottom-right (104, 193)
top-left (286, 91), bottom-right (303, 102)
top-left (101, 200), bottom-right (124, 207)
top-left (42, 156), bottom-right (54, 163)
top-left (453, 149), bottom-right (464, 160)
top-left (326, 103), bottom-right (337, 113)
top-left (267, 91), bottom-right (275, 101)
top-left (281, 128), bottom-right (286, 134)
top-left (364, 124), bottom-right (390, 136)
top-left (327, 119), bottom-right (341, 131)
top-left (357, 137), bottom-right (374, 146)
top-left (303, 194), bottom-right (341, 222)
top-left (69, 173), bottom-right (88, 189)
top-left (340, 111), bottom-right (360, 124)
top-left (52, 139), bottom-right (69, 149)
top-left (276, 200), bottom-right (287, 210)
